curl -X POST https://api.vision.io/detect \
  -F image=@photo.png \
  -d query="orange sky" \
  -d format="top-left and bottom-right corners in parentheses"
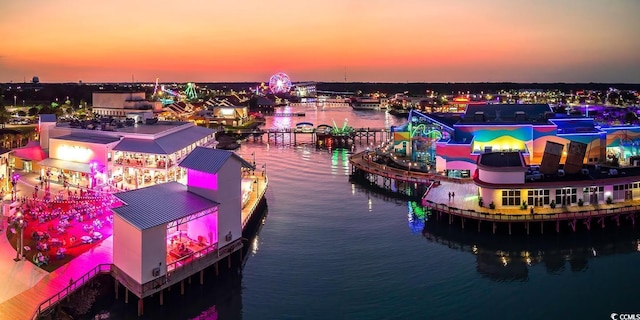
top-left (1, 0), bottom-right (639, 83)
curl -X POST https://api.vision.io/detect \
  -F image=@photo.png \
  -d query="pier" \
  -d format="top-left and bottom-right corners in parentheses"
top-left (0, 171), bottom-right (268, 320)
top-left (349, 150), bottom-right (639, 234)
top-left (225, 127), bottom-right (392, 147)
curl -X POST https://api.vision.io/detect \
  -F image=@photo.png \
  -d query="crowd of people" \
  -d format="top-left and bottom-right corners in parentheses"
top-left (7, 176), bottom-right (118, 268)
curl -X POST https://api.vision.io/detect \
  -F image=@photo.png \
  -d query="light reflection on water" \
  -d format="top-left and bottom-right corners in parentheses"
top-left (96, 107), bottom-right (640, 320)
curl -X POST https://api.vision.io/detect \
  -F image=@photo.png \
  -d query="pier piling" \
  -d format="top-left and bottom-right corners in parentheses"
top-left (137, 298), bottom-right (144, 316)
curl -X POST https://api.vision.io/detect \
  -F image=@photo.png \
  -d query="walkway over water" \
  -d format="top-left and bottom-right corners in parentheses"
top-left (349, 151), bottom-right (639, 233)
top-left (0, 171), bottom-right (268, 319)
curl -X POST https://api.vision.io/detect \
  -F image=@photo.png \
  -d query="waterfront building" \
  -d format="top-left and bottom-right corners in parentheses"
top-left (92, 92), bottom-right (163, 118)
top-left (111, 147), bottom-right (254, 314)
top-left (10, 114), bottom-right (217, 189)
top-left (392, 104), bottom-right (640, 179)
top-left (473, 151), bottom-right (640, 209)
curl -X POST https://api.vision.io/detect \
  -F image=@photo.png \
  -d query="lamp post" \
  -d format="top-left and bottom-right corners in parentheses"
top-left (10, 174), bottom-right (18, 201)
top-left (13, 210), bottom-right (24, 261)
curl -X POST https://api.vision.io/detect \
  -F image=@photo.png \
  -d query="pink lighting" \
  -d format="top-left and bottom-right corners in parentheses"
top-left (187, 169), bottom-right (218, 190)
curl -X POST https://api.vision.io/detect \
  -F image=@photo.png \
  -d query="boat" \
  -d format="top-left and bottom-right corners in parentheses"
top-left (350, 97), bottom-right (382, 110)
top-left (295, 122), bottom-right (315, 133)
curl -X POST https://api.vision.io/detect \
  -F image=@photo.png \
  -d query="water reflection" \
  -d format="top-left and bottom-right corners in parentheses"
top-left (421, 218), bottom-right (640, 282)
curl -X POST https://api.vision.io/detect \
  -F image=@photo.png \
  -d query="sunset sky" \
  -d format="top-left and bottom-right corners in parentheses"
top-left (1, 0), bottom-right (639, 83)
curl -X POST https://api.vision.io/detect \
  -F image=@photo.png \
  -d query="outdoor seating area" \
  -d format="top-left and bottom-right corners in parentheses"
top-left (5, 189), bottom-right (116, 272)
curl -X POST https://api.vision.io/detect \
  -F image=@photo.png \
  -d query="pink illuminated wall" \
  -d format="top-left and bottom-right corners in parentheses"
top-left (186, 211), bottom-right (219, 246)
top-left (187, 169), bottom-right (218, 190)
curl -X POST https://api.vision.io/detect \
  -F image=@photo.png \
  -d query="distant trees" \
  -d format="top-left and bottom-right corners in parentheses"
top-left (624, 112), bottom-right (638, 124)
top-left (28, 107), bottom-right (39, 116)
top-left (0, 106), bottom-right (10, 128)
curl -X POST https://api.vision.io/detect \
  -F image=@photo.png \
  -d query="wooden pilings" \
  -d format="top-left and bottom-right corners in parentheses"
top-left (428, 209), bottom-right (637, 235)
top-left (137, 298), bottom-right (144, 316)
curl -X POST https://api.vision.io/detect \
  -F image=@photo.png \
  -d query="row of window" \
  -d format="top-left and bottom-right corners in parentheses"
top-left (500, 185), bottom-right (631, 206)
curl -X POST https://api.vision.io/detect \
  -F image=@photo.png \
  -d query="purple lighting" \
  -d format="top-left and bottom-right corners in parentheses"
top-left (187, 169), bottom-right (218, 190)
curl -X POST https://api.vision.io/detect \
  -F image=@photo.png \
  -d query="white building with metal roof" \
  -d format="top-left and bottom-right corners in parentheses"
top-left (110, 147), bottom-right (254, 304)
top-left (32, 115), bottom-right (217, 189)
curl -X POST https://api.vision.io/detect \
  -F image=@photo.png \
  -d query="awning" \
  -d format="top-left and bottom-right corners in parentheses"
top-left (12, 141), bottom-right (47, 161)
top-left (37, 158), bottom-right (92, 173)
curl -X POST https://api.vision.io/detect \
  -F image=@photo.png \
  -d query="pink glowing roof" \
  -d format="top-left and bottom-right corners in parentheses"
top-left (12, 141), bottom-right (47, 161)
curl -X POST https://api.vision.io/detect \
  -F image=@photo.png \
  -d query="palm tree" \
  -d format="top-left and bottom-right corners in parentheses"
top-left (0, 106), bottom-right (10, 129)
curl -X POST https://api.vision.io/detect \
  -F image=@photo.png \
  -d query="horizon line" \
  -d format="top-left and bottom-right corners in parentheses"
top-left (3, 81), bottom-right (640, 85)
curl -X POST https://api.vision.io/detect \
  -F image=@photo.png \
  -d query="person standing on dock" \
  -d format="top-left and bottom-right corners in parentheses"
top-left (452, 192), bottom-right (455, 200)
top-left (448, 192), bottom-right (451, 201)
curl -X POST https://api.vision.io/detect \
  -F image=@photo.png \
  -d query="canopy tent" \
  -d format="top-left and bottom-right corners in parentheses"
top-left (12, 141), bottom-right (47, 161)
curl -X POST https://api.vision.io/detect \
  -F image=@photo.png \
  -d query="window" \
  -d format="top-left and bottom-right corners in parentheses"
top-left (502, 190), bottom-right (521, 206)
top-left (583, 186), bottom-right (604, 204)
top-left (555, 188), bottom-right (577, 205)
top-left (613, 184), bottom-right (632, 200)
top-left (528, 189), bottom-right (550, 206)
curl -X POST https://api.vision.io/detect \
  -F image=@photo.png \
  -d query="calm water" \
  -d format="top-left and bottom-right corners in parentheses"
top-left (97, 105), bottom-right (640, 320)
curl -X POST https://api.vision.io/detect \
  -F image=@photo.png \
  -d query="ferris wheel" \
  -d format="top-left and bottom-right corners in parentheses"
top-left (268, 72), bottom-right (292, 94)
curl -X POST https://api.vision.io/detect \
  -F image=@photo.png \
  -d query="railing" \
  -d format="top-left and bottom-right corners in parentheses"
top-left (142, 239), bottom-right (244, 296)
top-left (31, 263), bottom-right (112, 320)
top-left (165, 243), bottom-right (219, 278)
top-left (225, 127), bottom-right (392, 135)
top-left (349, 151), bottom-right (467, 184)
top-left (242, 177), bottom-right (268, 230)
top-left (423, 200), bottom-right (640, 222)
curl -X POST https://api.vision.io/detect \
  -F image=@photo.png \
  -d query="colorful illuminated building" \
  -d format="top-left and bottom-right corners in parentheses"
top-left (10, 114), bottom-right (217, 189)
top-left (111, 147), bottom-right (254, 305)
top-left (393, 104), bottom-right (631, 178)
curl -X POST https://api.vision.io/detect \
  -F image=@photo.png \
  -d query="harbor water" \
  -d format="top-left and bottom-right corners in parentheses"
top-left (96, 104), bottom-right (640, 320)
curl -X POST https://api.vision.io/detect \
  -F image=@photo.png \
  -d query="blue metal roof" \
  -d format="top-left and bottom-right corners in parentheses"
top-left (112, 125), bottom-right (215, 154)
top-left (179, 147), bottom-right (254, 174)
top-left (55, 134), bottom-right (121, 144)
top-left (113, 181), bottom-right (218, 230)
top-left (39, 114), bottom-right (57, 123)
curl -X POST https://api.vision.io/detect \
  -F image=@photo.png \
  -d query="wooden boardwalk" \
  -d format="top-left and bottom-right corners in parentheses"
top-left (0, 237), bottom-right (113, 320)
top-left (349, 151), bottom-right (639, 228)
top-left (242, 174), bottom-right (268, 228)
top-left (423, 179), bottom-right (640, 222)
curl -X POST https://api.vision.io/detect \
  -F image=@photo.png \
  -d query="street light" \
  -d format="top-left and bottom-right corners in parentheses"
top-left (13, 210), bottom-right (25, 261)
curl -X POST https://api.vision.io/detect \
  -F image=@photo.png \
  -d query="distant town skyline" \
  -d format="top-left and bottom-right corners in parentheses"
top-left (1, 0), bottom-right (639, 84)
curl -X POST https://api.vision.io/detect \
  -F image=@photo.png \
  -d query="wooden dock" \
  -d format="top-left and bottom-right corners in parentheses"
top-left (0, 171), bottom-right (269, 319)
top-left (349, 150), bottom-right (639, 234)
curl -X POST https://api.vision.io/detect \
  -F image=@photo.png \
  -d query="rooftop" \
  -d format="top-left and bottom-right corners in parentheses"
top-left (56, 120), bottom-right (198, 136)
top-left (112, 125), bottom-right (216, 154)
top-left (460, 103), bottom-right (553, 124)
top-left (53, 134), bottom-right (121, 144)
top-left (179, 147), bottom-right (254, 174)
top-left (478, 152), bottom-right (524, 168)
top-left (113, 181), bottom-right (219, 230)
